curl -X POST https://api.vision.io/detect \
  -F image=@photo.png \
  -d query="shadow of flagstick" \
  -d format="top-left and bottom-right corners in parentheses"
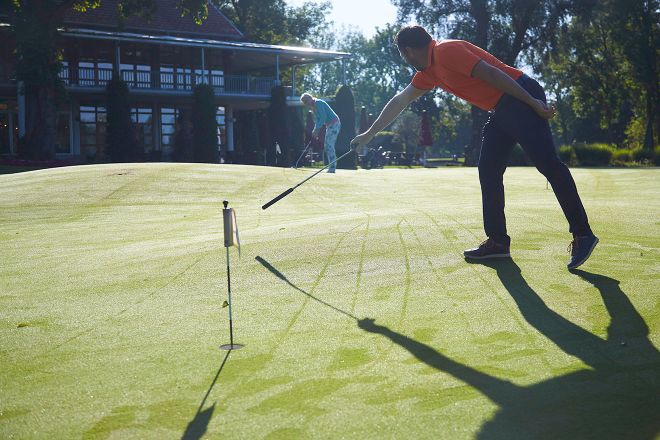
top-left (255, 256), bottom-right (359, 321)
top-left (181, 350), bottom-right (232, 440)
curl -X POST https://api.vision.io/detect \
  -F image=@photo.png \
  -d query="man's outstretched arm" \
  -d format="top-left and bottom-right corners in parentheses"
top-left (351, 84), bottom-right (428, 147)
top-left (471, 60), bottom-right (555, 119)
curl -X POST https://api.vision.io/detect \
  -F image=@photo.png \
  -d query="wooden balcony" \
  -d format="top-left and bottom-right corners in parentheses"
top-left (59, 65), bottom-right (277, 97)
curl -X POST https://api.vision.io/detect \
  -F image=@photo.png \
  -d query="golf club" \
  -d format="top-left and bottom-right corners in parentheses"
top-left (262, 147), bottom-right (355, 210)
top-left (293, 139), bottom-right (313, 169)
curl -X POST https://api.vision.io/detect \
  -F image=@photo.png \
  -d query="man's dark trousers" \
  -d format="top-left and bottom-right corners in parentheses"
top-left (478, 74), bottom-right (592, 243)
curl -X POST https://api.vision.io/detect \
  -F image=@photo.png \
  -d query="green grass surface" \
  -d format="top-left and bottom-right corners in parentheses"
top-left (1, 164), bottom-right (659, 439)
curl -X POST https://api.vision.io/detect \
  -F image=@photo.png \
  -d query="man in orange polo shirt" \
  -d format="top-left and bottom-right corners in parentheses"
top-left (351, 25), bottom-right (598, 270)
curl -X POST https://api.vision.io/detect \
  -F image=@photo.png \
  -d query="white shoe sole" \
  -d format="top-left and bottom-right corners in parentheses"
top-left (464, 252), bottom-right (511, 259)
top-left (568, 237), bottom-right (599, 269)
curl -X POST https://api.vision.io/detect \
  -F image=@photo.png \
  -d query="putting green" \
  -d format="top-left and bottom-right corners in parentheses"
top-left (1, 164), bottom-right (658, 439)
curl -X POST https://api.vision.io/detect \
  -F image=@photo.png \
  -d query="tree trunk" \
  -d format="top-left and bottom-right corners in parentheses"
top-left (643, 91), bottom-right (654, 150)
top-left (23, 85), bottom-right (56, 159)
top-left (642, 0), bottom-right (658, 149)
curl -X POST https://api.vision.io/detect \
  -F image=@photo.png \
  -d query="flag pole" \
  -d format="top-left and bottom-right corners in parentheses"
top-left (226, 245), bottom-right (234, 346)
top-left (220, 200), bottom-right (243, 351)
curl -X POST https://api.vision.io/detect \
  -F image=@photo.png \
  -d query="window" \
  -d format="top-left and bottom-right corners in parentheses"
top-left (161, 108), bottom-right (179, 155)
top-left (131, 107), bottom-right (153, 153)
top-left (79, 105), bottom-right (106, 159)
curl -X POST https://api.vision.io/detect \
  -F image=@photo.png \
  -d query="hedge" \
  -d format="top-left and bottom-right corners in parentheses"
top-left (558, 143), bottom-right (660, 166)
top-left (611, 148), bottom-right (633, 164)
top-left (572, 143), bottom-right (613, 166)
top-left (559, 145), bottom-right (577, 165)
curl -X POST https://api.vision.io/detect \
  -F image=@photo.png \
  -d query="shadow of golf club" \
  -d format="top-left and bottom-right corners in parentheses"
top-left (255, 256), bottom-right (358, 321)
top-left (181, 350), bottom-right (232, 440)
top-left (358, 259), bottom-right (659, 439)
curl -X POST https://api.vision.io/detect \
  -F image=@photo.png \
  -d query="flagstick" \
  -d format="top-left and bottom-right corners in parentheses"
top-left (226, 246), bottom-right (234, 346)
top-left (220, 200), bottom-right (243, 351)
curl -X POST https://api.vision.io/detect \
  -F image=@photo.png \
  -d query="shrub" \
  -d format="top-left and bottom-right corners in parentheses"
top-left (632, 147), bottom-right (654, 164)
top-left (508, 144), bottom-right (531, 166)
top-left (558, 145), bottom-right (576, 166)
top-left (655, 146), bottom-right (660, 166)
top-left (573, 143), bottom-right (613, 166)
top-left (611, 148), bottom-right (633, 164)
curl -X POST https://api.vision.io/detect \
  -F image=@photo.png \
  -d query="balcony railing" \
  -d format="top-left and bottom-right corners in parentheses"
top-left (59, 66), bottom-right (277, 96)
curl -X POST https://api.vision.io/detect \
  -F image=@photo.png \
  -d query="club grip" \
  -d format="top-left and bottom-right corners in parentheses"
top-left (262, 187), bottom-right (294, 210)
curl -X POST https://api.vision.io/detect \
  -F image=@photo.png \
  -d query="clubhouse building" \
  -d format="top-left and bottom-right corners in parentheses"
top-left (0, 0), bottom-right (349, 162)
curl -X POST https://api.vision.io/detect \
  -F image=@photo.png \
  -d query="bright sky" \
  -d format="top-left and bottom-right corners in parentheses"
top-left (285, 0), bottom-right (398, 37)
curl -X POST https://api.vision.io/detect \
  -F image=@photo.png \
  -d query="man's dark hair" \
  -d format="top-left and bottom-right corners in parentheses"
top-left (394, 26), bottom-right (432, 50)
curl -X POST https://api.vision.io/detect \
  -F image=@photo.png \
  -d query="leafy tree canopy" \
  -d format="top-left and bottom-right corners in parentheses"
top-left (213, 0), bottom-right (331, 45)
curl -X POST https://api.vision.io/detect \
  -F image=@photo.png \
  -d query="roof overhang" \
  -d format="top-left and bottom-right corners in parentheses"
top-left (58, 27), bottom-right (351, 73)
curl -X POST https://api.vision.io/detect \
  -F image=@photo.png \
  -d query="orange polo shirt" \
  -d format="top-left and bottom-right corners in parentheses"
top-left (412, 39), bottom-right (523, 111)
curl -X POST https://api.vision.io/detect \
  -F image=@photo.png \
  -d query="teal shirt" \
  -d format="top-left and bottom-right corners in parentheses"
top-left (313, 99), bottom-right (339, 131)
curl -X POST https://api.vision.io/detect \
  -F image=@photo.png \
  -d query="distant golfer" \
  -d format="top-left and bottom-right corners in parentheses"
top-left (351, 25), bottom-right (598, 269)
top-left (301, 92), bottom-right (341, 173)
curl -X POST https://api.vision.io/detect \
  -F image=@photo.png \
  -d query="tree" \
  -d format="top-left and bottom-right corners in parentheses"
top-left (301, 25), bottom-right (413, 112)
top-left (332, 84), bottom-right (357, 169)
top-left (289, 106), bottom-right (304, 165)
top-left (7, 0), bottom-right (209, 160)
top-left (302, 24), bottom-right (474, 158)
top-left (268, 85), bottom-right (289, 166)
top-left (602, 0), bottom-right (658, 149)
top-left (393, 0), bottom-right (574, 165)
top-left (531, 0), bottom-right (658, 149)
top-left (391, 110), bottom-right (420, 154)
top-left (192, 83), bottom-right (218, 163)
top-left (597, 0), bottom-right (660, 151)
top-left (213, 0), bottom-right (330, 45)
top-left (106, 74), bottom-right (137, 162)
top-left (173, 109), bottom-right (193, 162)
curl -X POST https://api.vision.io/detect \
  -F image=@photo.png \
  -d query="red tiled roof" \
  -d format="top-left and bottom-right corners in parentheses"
top-left (62, 0), bottom-right (243, 40)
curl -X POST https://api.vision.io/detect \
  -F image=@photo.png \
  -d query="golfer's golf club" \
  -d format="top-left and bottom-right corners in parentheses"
top-left (262, 147), bottom-right (355, 210)
top-left (293, 140), bottom-right (313, 169)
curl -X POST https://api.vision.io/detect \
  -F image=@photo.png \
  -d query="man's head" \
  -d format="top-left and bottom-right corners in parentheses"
top-left (394, 25), bottom-right (432, 71)
top-left (300, 92), bottom-right (315, 109)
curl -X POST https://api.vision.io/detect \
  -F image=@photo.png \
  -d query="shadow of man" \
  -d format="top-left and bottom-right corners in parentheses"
top-left (359, 259), bottom-right (660, 439)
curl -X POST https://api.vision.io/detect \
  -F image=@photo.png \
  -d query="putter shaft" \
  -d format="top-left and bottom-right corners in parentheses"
top-left (262, 148), bottom-right (355, 210)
